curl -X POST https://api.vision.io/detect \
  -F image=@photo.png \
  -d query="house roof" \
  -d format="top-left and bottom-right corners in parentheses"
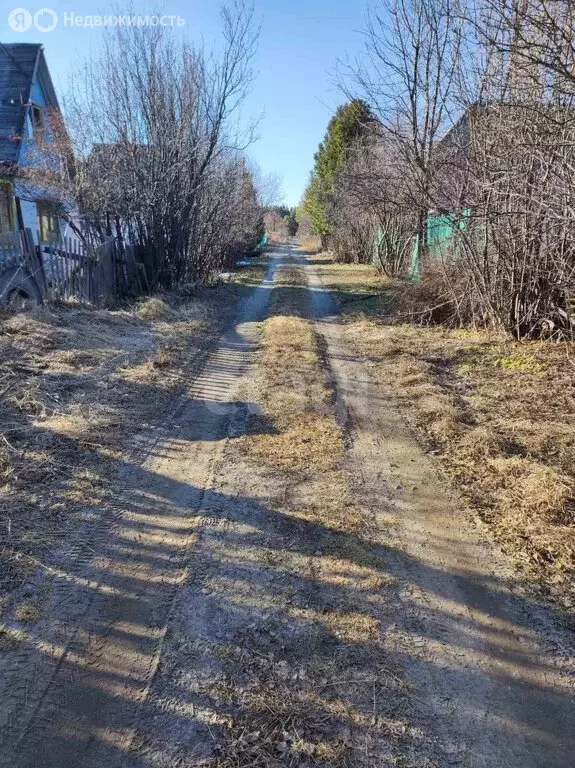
top-left (0, 43), bottom-right (59, 166)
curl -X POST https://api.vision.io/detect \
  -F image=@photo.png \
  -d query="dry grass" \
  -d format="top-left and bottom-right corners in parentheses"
top-left (273, 264), bottom-right (308, 287)
top-left (135, 296), bottom-right (175, 321)
top-left (244, 314), bottom-right (343, 473)
top-left (298, 235), bottom-right (323, 254)
top-left (241, 263), bottom-right (345, 474)
top-left (14, 599), bottom-right (42, 623)
top-left (218, 683), bottom-right (353, 768)
top-left (229, 260), bottom-right (267, 286)
top-left (311, 253), bottom-right (575, 609)
top-left (242, 261), bottom-right (382, 537)
top-left (302, 255), bottom-right (396, 319)
top-left (304, 257), bottom-right (387, 295)
top-left (0, 270), bottom-right (262, 604)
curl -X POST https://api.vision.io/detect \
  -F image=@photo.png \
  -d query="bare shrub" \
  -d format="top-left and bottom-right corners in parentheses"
top-left (25, 2), bottom-right (263, 289)
top-left (330, 0), bottom-right (575, 337)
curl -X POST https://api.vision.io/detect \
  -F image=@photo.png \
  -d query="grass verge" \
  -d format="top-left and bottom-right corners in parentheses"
top-left (226, 257), bottom-right (267, 286)
top-left (0, 261), bottom-right (264, 610)
top-left (308, 252), bottom-right (575, 610)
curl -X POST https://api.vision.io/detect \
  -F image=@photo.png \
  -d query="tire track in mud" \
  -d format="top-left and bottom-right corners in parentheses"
top-left (0, 256), bottom-right (280, 768)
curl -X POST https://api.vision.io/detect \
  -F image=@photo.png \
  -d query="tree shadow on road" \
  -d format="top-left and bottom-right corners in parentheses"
top-left (2, 438), bottom-right (574, 767)
top-left (1, 250), bottom-right (574, 768)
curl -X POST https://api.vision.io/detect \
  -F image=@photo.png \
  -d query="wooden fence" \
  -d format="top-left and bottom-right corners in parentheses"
top-left (0, 229), bottom-right (47, 297)
top-left (0, 228), bottom-right (148, 306)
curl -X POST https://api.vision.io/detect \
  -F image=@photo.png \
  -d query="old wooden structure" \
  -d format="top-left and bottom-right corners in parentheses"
top-left (0, 228), bottom-right (147, 307)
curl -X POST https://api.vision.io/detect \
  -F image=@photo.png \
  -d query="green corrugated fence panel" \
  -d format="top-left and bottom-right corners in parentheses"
top-left (410, 234), bottom-right (420, 281)
top-left (373, 226), bottom-right (402, 267)
top-left (427, 209), bottom-right (469, 260)
top-left (372, 227), bottom-right (384, 266)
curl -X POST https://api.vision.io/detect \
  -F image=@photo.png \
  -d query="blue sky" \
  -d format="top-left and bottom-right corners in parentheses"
top-left (1, 0), bottom-right (370, 206)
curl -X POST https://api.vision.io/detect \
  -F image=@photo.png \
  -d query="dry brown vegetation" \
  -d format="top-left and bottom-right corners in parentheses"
top-left (298, 235), bottom-right (323, 254)
top-left (245, 312), bottom-right (344, 474)
top-left (0, 266), bottom-right (263, 609)
top-left (241, 263), bottom-right (353, 513)
top-left (309, 253), bottom-right (575, 610)
top-left (228, 261), bottom-right (268, 286)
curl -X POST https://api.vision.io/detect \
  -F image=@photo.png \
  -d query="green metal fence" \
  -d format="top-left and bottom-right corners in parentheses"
top-left (410, 209), bottom-right (470, 280)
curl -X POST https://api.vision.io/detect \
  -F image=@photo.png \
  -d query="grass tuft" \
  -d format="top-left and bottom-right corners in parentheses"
top-left (135, 296), bottom-right (175, 321)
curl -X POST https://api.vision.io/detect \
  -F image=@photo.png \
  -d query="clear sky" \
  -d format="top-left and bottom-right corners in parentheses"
top-left (1, 0), bottom-right (369, 206)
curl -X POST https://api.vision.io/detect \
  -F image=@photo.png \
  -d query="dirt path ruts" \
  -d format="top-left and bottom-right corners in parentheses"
top-left (0, 256), bottom-right (281, 768)
top-left (301, 250), bottom-right (575, 767)
top-left (1, 245), bottom-right (573, 767)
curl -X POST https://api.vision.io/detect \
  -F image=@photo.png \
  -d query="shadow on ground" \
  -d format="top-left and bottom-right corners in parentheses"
top-left (1, 247), bottom-right (573, 768)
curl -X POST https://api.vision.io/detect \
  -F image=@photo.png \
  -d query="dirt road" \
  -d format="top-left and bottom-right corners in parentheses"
top-left (0, 245), bottom-right (573, 767)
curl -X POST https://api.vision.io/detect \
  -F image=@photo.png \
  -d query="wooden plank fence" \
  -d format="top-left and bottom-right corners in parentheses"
top-left (0, 229), bottom-right (47, 299)
top-left (0, 227), bottom-right (148, 306)
top-left (42, 236), bottom-right (149, 304)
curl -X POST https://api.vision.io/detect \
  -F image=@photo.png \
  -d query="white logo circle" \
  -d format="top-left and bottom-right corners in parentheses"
top-left (8, 8), bottom-right (32, 32)
top-left (34, 7), bottom-right (57, 32)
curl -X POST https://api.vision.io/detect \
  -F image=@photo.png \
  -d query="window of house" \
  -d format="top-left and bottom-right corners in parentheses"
top-left (31, 104), bottom-right (43, 133)
top-left (37, 201), bottom-right (60, 242)
top-left (0, 183), bottom-right (14, 235)
top-left (27, 104), bottom-right (44, 139)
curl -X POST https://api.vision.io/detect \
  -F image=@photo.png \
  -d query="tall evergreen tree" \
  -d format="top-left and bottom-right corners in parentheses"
top-left (303, 99), bottom-right (374, 245)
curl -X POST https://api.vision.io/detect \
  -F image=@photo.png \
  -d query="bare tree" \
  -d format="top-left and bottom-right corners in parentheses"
top-left (436, 0), bottom-right (575, 335)
top-left (342, 0), bottom-right (463, 261)
top-left (328, 128), bottom-right (418, 273)
top-left (330, 0), bottom-right (575, 336)
top-left (250, 165), bottom-right (284, 209)
top-left (24, 1), bottom-right (262, 288)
